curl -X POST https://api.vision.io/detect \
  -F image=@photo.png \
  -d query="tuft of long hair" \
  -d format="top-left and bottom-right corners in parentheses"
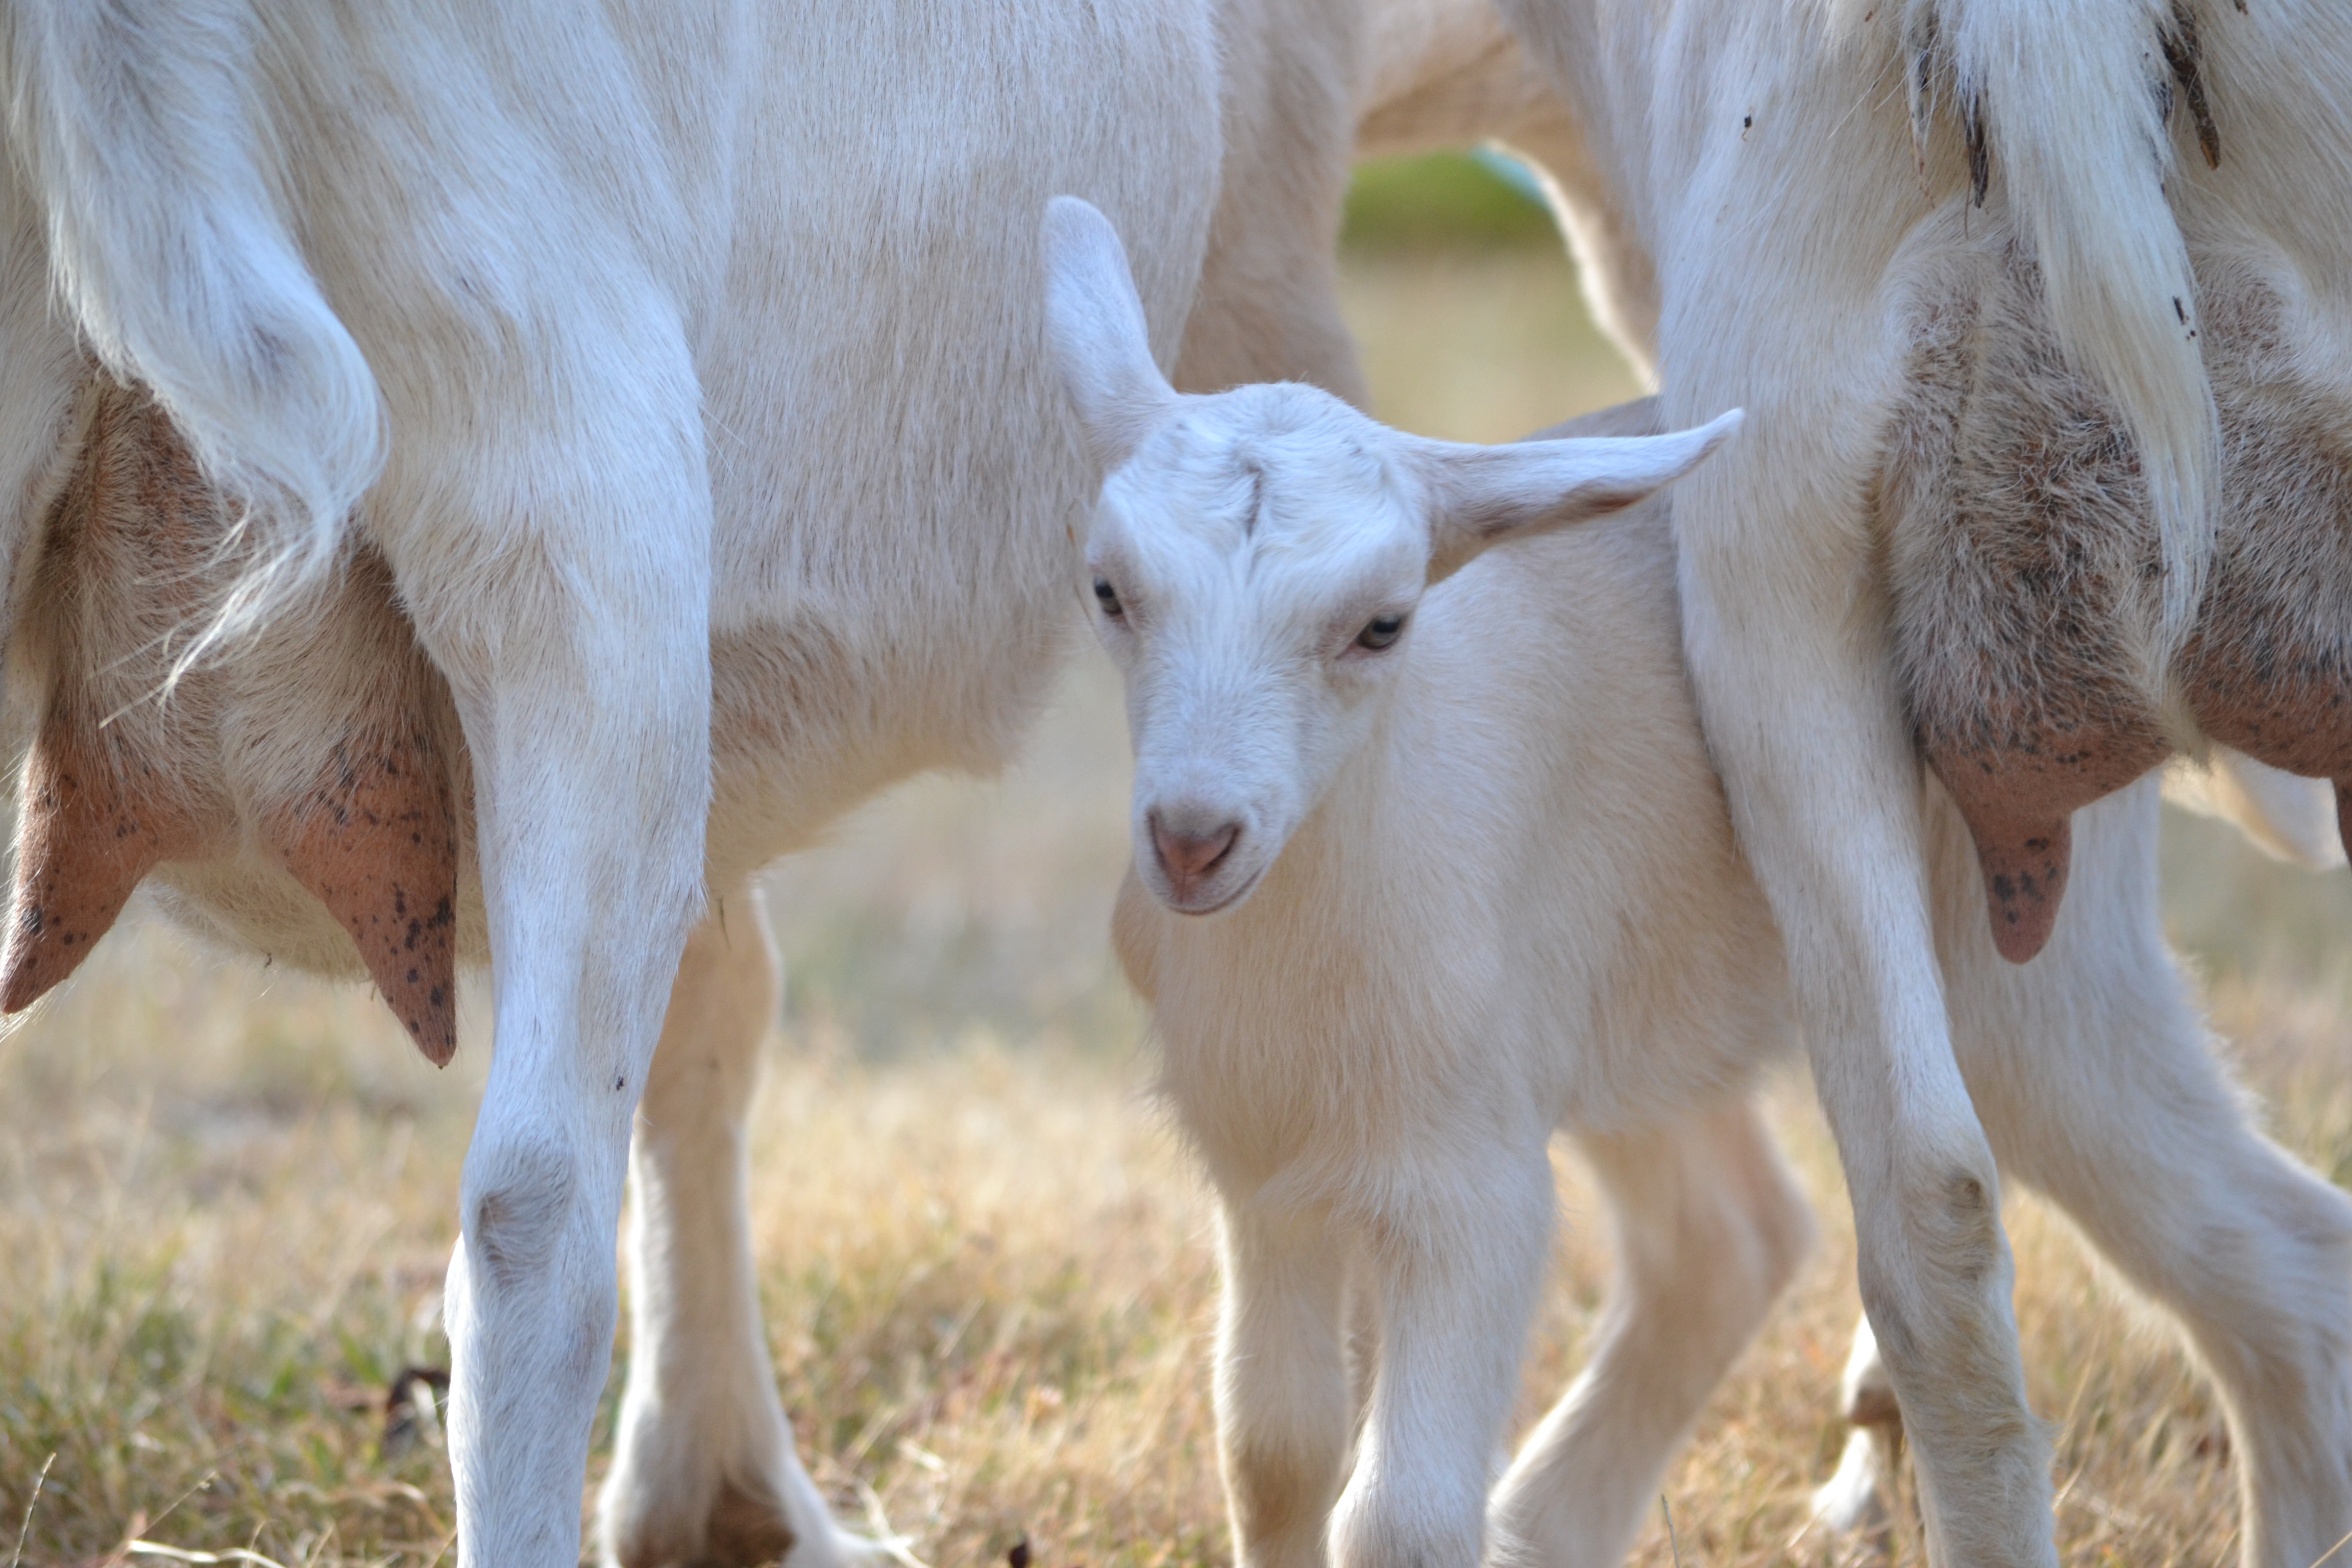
top-left (3, 0), bottom-right (384, 662)
top-left (1858, 0), bottom-right (2220, 660)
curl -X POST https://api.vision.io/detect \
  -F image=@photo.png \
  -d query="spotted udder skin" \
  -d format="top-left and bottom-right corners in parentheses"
top-left (4, 382), bottom-right (218, 1012)
top-left (270, 734), bottom-right (459, 1065)
top-left (3, 700), bottom-right (201, 1012)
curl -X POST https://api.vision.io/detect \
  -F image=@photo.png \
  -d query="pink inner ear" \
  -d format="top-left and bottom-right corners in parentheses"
top-left (269, 733), bottom-right (460, 1067)
top-left (2, 705), bottom-right (201, 1013)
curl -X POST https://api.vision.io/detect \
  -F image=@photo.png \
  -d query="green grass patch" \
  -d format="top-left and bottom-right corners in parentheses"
top-left (1340, 152), bottom-right (1558, 254)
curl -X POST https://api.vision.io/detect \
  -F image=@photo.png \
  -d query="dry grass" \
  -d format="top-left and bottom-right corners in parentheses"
top-left (4, 242), bottom-right (2350, 1567)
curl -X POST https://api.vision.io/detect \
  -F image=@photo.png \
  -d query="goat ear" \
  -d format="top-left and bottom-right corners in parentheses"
top-left (1414, 409), bottom-right (1744, 581)
top-left (1042, 196), bottom-right (1178, 472)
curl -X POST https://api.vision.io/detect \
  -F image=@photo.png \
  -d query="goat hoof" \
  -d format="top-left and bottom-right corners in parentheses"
top-left (608, 1475), bottom-right (801, 1568)
top-left (1809, 1420), bottom-right (1900, 1544)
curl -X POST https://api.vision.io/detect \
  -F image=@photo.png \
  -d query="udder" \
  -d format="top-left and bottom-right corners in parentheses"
top-left (2175, 279), bottom-right (2352, 854)
top-left (4, 379), bottom-right (477, 1062)
top-left (1886, 244), bottom-right (2352, 960)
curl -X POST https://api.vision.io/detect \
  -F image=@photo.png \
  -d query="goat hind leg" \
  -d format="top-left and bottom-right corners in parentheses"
top-left (1668, 444), bottom-right (2055, 1564)
top-left (1489, 1102), bottom-right (1813, 1567)
top-left (395, 295), bottom-right (718, 1568)
top-left (598, 881), bottom-right (855, 1568)
top-left (1807, 1314), bottom-right (1904, 1541)
top-left (1941, 781), bottom-right (2352, 1568)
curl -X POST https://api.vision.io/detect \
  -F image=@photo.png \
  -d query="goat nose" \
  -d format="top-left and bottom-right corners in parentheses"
top-left (1152, 816), bottom-right (1240, 894)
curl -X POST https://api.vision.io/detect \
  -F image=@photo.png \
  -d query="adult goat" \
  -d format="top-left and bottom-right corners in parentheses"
top-left (1451, 0), bottom-right (2352, 1561)
top-left (0, 3), bottom-right (1382, 1563)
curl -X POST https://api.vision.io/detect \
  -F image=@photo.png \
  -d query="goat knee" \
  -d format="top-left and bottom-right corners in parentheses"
top-left (466, 1137), bottom-right (579, 1291)
top-left (1861, 1159), bottom-right (2007, 1355)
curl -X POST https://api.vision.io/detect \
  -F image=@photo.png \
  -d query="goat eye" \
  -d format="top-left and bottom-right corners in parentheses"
top-left (1355, 612), bottom-right (1406, 650)
top-left (1093, 578), bottom-right (1124, 618)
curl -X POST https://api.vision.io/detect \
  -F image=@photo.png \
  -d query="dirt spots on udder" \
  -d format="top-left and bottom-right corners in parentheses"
top-left (1884, 247), bottom-right (2174, 961)
top-left (1892, 249), bottom-right (2352, 958)
top-left (270, 734), bottom-right (459, 1065)
top-left (3, 382), bottom-right (214, 1010)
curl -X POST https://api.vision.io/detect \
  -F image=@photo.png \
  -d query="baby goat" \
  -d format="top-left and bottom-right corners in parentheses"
top-left (1047, 193), bottom-right (2352, 1568)
top-left (1046, 195), bottom-right (1793, 1567)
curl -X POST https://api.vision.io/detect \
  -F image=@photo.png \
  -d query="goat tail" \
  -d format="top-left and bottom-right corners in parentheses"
top-left (4, 0), bottom-right (383, 649)
top-left (1910, 0), bottom-right (2219, 660)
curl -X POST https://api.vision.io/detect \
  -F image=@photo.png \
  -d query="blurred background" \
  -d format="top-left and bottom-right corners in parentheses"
top-left (5, 154), bottom-right (2351, 1567)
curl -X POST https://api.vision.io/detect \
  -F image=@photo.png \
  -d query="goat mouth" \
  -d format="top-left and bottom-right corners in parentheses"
top-left (1159, 863), bottom-right (1262, 917)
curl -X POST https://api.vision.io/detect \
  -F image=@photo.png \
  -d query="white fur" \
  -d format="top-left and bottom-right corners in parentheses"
top-left (1057, 255), bottom-right (1792, 1562)
top-left (0, 2), bottom-right (1397, 1563)
top-left (13, 2), bottom-right (2339, 1563)
top-left (1364, 3), bottom-right (2352, 1542)
top-left (0, 0), bottom-right (1594, 1559)
top-left (1052, 194), bottom-right (2352, 1568)
top-left (2, 0), bottom-right (384, 647)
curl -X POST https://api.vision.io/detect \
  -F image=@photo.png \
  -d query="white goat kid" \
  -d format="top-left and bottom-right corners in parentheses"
top-left (1051, 191), bottom-right (2352, 1567)
top-left (1048, 195), bottom-right (1804, 1568)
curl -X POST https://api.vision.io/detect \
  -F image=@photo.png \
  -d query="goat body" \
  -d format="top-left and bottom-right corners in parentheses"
top-left (1059, 195), bottom-right (2352, 1550)
top-left (1039, 192), bottom-right (1804, 1552)
top-left (1107, 439), bottom-right (1812, 1568)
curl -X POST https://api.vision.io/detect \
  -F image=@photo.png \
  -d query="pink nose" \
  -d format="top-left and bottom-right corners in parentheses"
top-left (1152, 817), bottom-right (1240, 900)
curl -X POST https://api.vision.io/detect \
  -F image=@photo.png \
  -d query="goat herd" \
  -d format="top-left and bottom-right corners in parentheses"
top-left (4, 0), bottom-right (2351, 1563)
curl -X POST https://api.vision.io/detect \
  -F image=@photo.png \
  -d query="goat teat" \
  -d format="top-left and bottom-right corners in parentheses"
top-left (1040, 195), bottom-right (1741, 915)
top-left (2, 379), bottom-right (467, 1064)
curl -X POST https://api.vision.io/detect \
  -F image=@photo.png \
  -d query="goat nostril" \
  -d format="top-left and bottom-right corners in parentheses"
top-left (1152, 819), bottom-right (1240, 886)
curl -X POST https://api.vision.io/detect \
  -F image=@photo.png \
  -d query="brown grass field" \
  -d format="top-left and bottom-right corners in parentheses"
top-left (7, 233), bottom-right (2352, 1567)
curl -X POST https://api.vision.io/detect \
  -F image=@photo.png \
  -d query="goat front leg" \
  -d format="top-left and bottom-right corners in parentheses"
top-left (389, 308), bottom-right (714, 1567)
top-left (599, 881), bottom-right (854, 1568)
top-left (1214, 1198), bottom-right (1356, 1568)
top-left (1330, 1144), bottom-right (1555, 1568)
top-left (1490, 1102), bottom-right (1813, 1567)
top-left (1671, 429), bottom-right (2054, 1564)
